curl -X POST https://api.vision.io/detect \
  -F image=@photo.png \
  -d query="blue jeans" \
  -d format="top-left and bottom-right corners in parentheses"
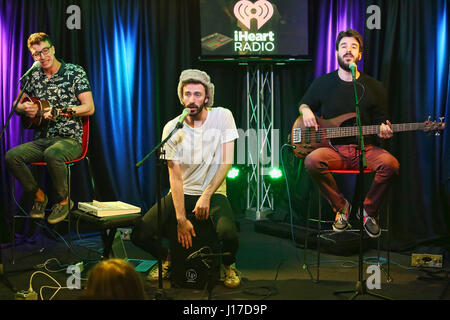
top-left (5, 137), bottom-right (82, 202)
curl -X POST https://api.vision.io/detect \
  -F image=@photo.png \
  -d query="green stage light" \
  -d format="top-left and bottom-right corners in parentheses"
top-left (269, 168), bottom-right (283, 180)
top-left (227, 167), bottom-right (240, 179)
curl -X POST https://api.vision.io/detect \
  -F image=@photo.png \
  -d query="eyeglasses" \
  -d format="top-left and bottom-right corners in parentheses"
top-left (31, 45), bottom-right (52, 60)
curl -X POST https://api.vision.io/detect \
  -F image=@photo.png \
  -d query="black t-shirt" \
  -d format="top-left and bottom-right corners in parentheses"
top-left (299, 70), bottom-right (389, 145)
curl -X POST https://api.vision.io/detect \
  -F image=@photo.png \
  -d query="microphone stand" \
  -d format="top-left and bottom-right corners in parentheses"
top-left (333, 66), bottom-right (391, 300)
top-left (0, 78), bottom-right (31, 140)
top-left (136, 122), bottom-right (184, 300)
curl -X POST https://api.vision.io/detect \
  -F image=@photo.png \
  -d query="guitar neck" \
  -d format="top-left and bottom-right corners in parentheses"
top-left (325, 123), bottom-right (425, 138)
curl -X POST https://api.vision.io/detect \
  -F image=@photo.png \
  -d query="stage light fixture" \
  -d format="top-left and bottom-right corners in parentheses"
top-left (227, 167), bottom-right (240, 179)
top-left (268, 167), bottom-right (282, 180)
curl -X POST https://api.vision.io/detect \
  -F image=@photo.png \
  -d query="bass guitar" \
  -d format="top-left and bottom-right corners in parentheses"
top-left (290, 112), bottom-right (446, 159)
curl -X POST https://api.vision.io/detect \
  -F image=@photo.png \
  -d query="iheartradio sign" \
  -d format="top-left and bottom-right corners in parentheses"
top-left (233, 0), bottom-right (276, 53)
top-left (233, 0), bottom-right (274, 30)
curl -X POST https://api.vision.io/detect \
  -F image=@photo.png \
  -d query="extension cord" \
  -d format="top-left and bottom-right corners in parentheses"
top-left (411, 253), bottom-right (443, 268)
top-left (14, 290), bottom-right (38, 300)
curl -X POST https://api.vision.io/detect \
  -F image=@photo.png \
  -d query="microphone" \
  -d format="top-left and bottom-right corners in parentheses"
top-left (349, 62), bottom-right (357, 79)
top-left (176, 108), bottom-right (190, 128)
top-left (19, 61), bottom-right (41, 81)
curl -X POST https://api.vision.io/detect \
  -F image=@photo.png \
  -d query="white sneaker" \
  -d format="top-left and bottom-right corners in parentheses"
top-left (147, 259), bottom-right (171, 281)
top-left (223, 264), bottom-right (241, 288)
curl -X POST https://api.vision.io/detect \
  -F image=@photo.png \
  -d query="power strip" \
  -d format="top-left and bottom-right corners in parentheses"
top-left (411, 253), bottom-right (443, 268)
top-left (15, 290), bottom-right (38, 300)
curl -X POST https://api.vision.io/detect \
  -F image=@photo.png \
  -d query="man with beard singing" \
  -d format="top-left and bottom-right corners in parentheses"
top-left (298, 29), bottom-right (399, 239)
top-left (131, 69), bottom-right (241, 288)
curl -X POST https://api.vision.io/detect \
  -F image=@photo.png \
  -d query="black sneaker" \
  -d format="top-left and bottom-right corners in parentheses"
top-left (30, 194), bottom-right (48, 219)
top-left (332, 201), bottom-right (352, 232)
top-left (47, 200), bottom-right (74, 224)
top-left (357, 211), bottom-right (381, 238)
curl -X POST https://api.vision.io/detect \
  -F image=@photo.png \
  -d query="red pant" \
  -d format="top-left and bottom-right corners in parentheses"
top-left (304, 144), bottom-right (400, 216)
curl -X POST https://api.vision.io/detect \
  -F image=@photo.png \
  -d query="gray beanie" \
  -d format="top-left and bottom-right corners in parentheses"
top-left (177, 69), bottom-right (215, 107)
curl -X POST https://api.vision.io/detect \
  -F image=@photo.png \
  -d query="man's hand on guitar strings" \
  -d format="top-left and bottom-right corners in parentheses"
top-left (378, 120), bottom-right (393, 139)
top-left (22, 101), bottom-right (38, 118)
top-left (43, 107), bottom-right (57, 120)
top-left (301, 107), bottom-right (319, 131)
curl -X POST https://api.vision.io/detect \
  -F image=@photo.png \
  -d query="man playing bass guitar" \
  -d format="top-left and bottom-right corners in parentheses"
top-left (298, 29), bottom-right (399, 238)
top-left (5, 32), bottom-right (95, 224)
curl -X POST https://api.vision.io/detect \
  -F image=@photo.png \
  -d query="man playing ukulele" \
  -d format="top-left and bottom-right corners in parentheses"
top-left (5, 32), bottom-right (95, 224)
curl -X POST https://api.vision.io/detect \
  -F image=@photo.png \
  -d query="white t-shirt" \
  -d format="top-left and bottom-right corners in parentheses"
top-left (161, 107), bottom-right (239, 196)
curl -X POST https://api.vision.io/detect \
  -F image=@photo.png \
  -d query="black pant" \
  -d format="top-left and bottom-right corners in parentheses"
top-left (131, 193), bottom-right (239, 266)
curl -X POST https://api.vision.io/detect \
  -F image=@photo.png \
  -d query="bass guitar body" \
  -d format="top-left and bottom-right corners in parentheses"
top-left (290, 112), bottom-right (446, 159)
top-left (291, 113), bottom-right (357, 159)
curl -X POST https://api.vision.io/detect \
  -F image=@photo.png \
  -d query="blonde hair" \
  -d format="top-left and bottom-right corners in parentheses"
top-left (83, 258), bottom-right (147, 300)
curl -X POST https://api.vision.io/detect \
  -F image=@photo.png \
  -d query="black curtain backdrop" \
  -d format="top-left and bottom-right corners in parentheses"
top-left (363, 0), bottom-right (449, 250)
top-left (1, 0), bottom-right (448, 251)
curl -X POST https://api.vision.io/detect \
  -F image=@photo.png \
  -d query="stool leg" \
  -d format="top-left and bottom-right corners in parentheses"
top-left (12, 217), bottom-right (16, 265)
top-left (386, 203), bottom-right (392, 282)
top-left (303, 187), bottom-right (316, 282)
top-left (85, 156), bottom-right (97, 199)
top-left (316, 188), bottom-right (321, 283)
top-left (303, 196), bottom-right (309, 262)
top-left (377, 213), bottom-right (381, 265)
top-left (67, 165), bottom-right (72, 247)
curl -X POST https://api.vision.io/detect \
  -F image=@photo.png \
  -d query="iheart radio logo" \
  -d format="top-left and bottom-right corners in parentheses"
top-left (233, 0), bottom-right (274, 30)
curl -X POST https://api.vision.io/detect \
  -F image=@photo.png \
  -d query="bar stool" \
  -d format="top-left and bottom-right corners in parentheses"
top-left (11, 117), bottom-right (92, 264)
top-left (303, 169), bottom-right (391, 283)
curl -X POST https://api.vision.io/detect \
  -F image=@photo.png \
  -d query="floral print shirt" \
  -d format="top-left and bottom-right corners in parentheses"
top-left (22, 61), bottom-right (91, 145)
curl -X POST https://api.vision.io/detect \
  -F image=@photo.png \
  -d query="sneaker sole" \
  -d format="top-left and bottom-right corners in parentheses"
top-left (332, 222), bottom-right (351, 232)
top-left (30, 214), bottom-right (45, 219)
top-left (364, 226), bottom-right (381, 238)
top-left (224, 281), bottom-right (241, 288)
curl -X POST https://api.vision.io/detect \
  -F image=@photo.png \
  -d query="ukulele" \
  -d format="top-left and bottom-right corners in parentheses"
top-left (21, 97), bottom-right (75, 129)
top-left (290, 112), bottom-right (446, 159)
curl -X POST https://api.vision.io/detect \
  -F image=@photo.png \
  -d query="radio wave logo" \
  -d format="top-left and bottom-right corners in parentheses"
top-left (233, 0), bottom-right (274, 30)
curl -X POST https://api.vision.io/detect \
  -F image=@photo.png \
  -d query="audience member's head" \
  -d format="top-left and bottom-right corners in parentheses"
top-left (83, 258), bottom-right (147, 300)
